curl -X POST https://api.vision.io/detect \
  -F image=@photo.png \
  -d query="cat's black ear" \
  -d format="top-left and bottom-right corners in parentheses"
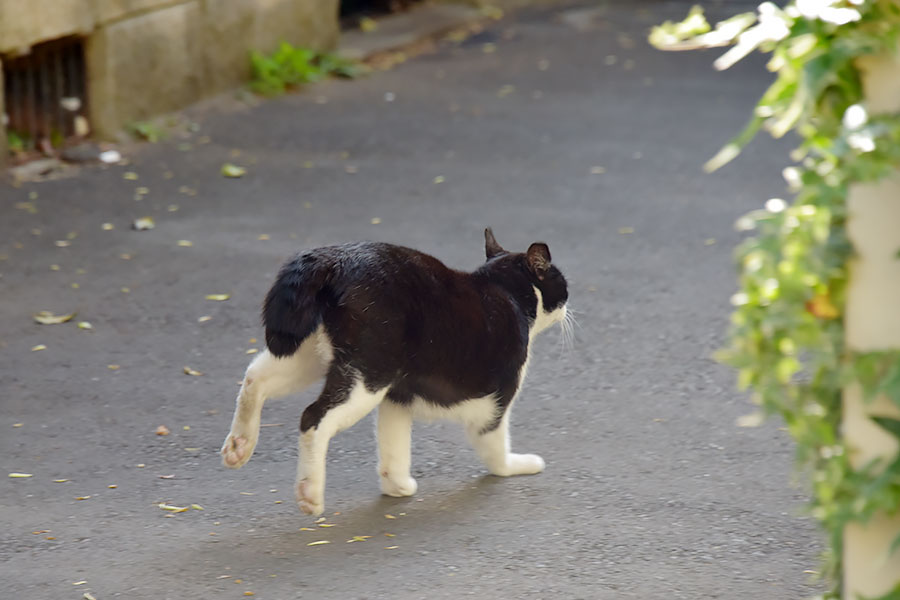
top-left (484, 227), bottom-right (506, 259)
top-left (526, 242), bottom-right (551, 279)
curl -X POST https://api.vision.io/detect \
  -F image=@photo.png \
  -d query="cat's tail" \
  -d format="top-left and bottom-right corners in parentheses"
top-left (262, 253), bottom-right (330, 358)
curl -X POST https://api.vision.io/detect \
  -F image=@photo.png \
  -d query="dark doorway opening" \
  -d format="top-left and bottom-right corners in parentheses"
top-left (340, 0), bottom-right (424, 26)
top-left (3, 36), bottom-right (89, 154)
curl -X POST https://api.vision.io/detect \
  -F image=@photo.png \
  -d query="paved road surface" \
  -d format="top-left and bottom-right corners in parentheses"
top-left (1, 2), bottom-right (822, 598)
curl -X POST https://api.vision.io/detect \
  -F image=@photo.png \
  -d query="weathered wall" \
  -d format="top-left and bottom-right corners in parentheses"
top-left (0, 0), bottom-right (339, 145)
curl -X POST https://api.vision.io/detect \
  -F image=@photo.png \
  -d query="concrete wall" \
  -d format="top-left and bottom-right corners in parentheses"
top-left (0, 0), bottom-right (338, 143)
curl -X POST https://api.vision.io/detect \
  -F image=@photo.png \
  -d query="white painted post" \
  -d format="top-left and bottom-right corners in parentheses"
top-left (842, 51), bottom-right (900, 599)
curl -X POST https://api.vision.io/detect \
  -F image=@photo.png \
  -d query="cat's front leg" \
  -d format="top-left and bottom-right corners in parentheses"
top-left (377, 400), bottom-right (417, 497)
top-left (467, 410), bottom-right (545, 477)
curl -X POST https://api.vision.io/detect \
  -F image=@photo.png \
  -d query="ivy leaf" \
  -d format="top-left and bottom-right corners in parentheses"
top-left (871, 416), bottom-right (900, 441)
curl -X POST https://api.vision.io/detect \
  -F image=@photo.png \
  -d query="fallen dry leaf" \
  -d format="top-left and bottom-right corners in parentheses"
top-left (53, 479), bottom-right (68, 483)
top-left (191, 504), bottom-right (204, 510)
top-left (75, 496), bottom-right (91, 500)
top-left (31, 344), bottom-right (47, 352)
top-left (132, 217), bottom-right (155, 231)
top-left (370, 217), bottom-right (382, 225)
top-left (384, 514), bottom-right (397, 519)
top-left (108, 364), bottom-right (120, 370)
top-left (54, 240), bottom-right (71, 247)
top-left (307, 540), bottom-right (330, 546)
top-left (123, 171), bottom-right (139, 180)
top-left (8, 473), bottom-right (33, 478)
top-left (177, 240), bottom-right (193, 247)
top-left (77, 321), bottom-right (93, 331)
top-left (221, 163), bottom-right (246, 178)
top-left (384, 545), bottom-right (399, 550)
top-left (433, 175), bottom-right (445, 184)
top-left (246, 348), bottom-right (258, 354)
top-left (33, 311), bottom-right (76, 325)
top-left (183, 366), bottom-right (203, 376)
top-left (155, 425), bottom-right (170, 436)
top-left (198, 315), bottom-right (212, 323)
top-left (158, 503), bottom-right (189, 513)
top-left (359, 16), bottom-right (378, 32)
top-left (205, 294), bottom-right (230, 301)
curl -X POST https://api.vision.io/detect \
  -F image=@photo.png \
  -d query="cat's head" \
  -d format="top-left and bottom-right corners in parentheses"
top-left (484, 227), bottom-right (568, 334)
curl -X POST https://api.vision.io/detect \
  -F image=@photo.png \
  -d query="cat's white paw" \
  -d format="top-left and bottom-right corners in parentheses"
top-left (296, 479), bottom-right (325, 516)
top-left (379, 472), bottom-right (418, 497)
top-left (221, 434), bottom-right (256, 469)
top-left (492, 453), bottom-right (545, 477)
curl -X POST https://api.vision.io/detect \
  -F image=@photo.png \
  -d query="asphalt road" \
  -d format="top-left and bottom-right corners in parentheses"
top-left (1, 2), bottom-right (822, 598)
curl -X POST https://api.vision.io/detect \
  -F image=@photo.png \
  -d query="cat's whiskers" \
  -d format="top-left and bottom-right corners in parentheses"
top-left (555, 305), bottom-right (577, 359)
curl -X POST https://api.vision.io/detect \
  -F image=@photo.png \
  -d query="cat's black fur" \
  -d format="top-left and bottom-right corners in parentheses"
top-left (262, 228), bottom-right (568, 433)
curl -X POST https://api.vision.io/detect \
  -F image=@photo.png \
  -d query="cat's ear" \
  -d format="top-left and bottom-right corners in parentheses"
top-left (484, 227), bottom-right (506, 259)
top-left (526, 242), bottom-right (552, 279)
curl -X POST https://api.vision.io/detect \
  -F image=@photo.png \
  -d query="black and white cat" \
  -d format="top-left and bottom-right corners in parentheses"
top-left (221, 228), bottom-right (569, 516)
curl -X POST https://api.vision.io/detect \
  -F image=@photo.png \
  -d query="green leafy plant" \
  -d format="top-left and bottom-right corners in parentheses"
top-left (6, 129), bottom-right (28, 153)
top-left (650, 3), bottom-right (900, 598)
top-left (127, 120), bottom-right (166, 143)
top-left (249, 42), bottom-right (365, 96)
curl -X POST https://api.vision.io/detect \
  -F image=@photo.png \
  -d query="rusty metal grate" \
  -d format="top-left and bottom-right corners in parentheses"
top-left (3, 36), bottom-right (88, 152)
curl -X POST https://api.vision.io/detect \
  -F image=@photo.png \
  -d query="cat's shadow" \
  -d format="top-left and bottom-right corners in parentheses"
top-left (191, 475), bottom-right (506, 565)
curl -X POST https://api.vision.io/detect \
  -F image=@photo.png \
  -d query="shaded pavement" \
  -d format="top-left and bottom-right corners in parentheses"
top-left (1, 2), bottom-right (822, 598)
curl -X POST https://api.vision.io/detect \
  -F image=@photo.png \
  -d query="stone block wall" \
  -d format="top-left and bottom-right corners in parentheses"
top-left (0, 0), bottom-right (338, 147)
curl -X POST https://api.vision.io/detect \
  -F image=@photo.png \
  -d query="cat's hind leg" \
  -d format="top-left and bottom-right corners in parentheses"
top-left (467, 403), bottom-right (545, 477)
top-left (377, 400), bottom-right (417, 497)
top-left (221, 330), bottom-right (329, 469)
top-left (296, 369), bottom-right (388, 516)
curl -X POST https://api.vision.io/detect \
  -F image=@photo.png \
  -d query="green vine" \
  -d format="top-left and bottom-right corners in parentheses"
top-left (651, 3), bottom-right (900, 598)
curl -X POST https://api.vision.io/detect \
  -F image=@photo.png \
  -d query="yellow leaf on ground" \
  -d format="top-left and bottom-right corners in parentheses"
top-left (183, 367), bottom-right (204, 376)
top-left (307, 540), bottom-right (330, 546)
top-left (221, 163), bottom-right (247, 178)
top-left (205, 294), bottom-right (230, 301)
top-left (132, 217), bottom-right (155, 230)
top-left (31, 344), bottom-right (47, 352)
top-left (77, 321), bottom-right (93, 330)
top-left (8, 473), bottom-right (33, 478)
top-left (158, 503), bottom-right (189, 512)
top-left (384, 514), bottom-right (397, 519)
top-left (34, 311), bottom-right (75, 325)
top-left (155, 425), bottom-right (170, 435)
top-left (177, 240), bottom-right (193, 247)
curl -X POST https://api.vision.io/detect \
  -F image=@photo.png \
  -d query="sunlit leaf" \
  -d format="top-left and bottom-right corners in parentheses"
top-left (33, 311), bottom-right (75, 325)
top-left (132, 217), bottom-right (155, 231)
top-left (221, 163), bottom-right (247, 178)
top-left (183, 367), bottom-right (204, 376)
top-left (205, 294), bottom-right (230, 301)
